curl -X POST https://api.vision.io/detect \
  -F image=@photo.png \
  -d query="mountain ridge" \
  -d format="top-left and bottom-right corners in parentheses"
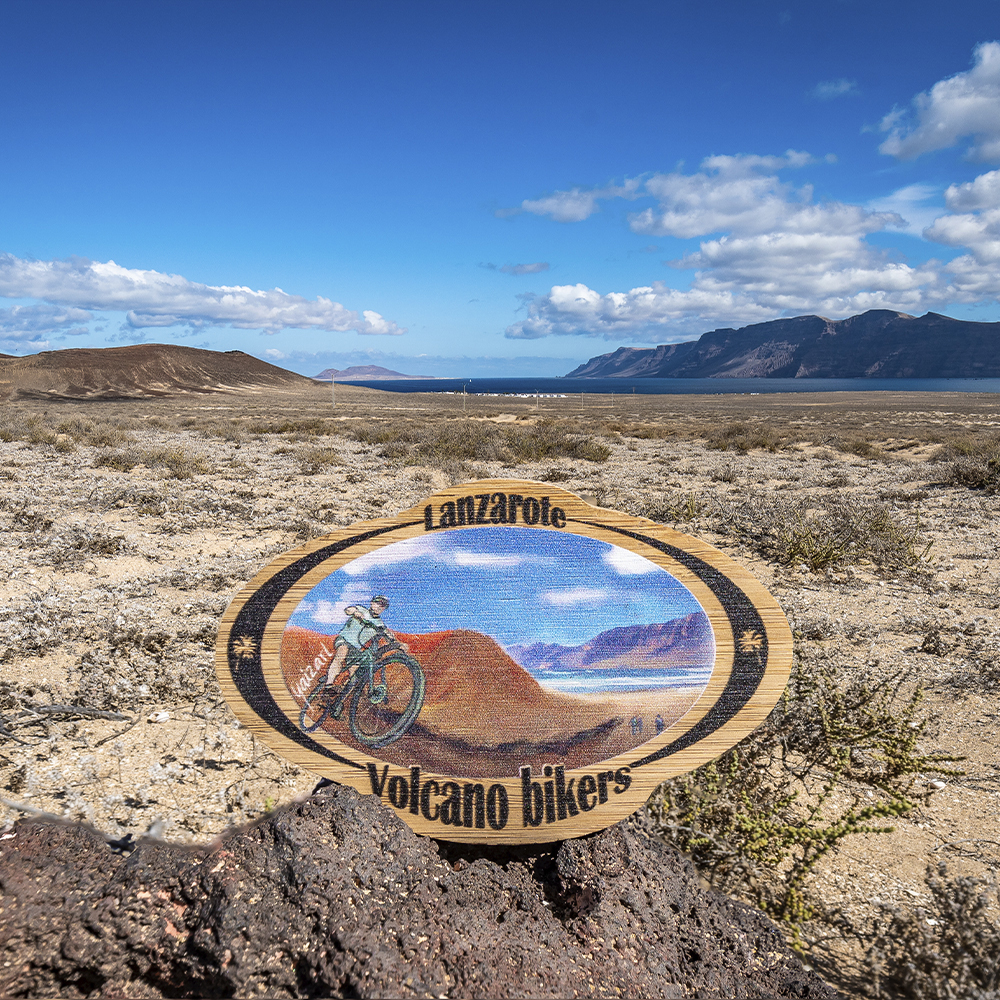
top-left (565, 310), bottom-right (1000, 379)
top-left (507, 615), bottom-right (714, 676)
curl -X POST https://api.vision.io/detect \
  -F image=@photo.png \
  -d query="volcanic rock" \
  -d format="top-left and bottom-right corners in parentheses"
top-left (0, 783), bottom-right (832, 998)
top-left (0, 343), bottom-right (313, 400)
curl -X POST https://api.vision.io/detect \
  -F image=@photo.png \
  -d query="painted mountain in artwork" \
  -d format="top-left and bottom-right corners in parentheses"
top-left (507, 614), bottom-right (714, 678)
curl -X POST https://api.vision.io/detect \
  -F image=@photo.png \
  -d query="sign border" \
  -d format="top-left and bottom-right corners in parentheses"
top-left (215, 480), bottom-right (792, 843)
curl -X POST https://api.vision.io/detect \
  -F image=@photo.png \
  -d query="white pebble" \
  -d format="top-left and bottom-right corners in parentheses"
top-left (147, 711), bottom-right (170, 724)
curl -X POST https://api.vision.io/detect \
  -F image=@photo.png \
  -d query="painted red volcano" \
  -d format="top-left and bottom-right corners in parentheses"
top-left (281, 625), bottom-right (706, 777)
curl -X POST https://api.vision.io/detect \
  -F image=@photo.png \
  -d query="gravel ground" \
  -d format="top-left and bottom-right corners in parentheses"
top-left (1, 382), bottom-right (998, 995)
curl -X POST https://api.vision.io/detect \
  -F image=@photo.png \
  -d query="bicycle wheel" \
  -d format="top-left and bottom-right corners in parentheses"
top-left (349, 651), bottom-right (425, 749)
top-left (299, 669), bottom-right (351, 733)
top-left (299, 676), bottom-right (332, 732)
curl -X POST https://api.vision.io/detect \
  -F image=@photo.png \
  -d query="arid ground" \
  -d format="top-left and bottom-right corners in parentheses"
top-left (1, 380), bottom-right (998, 995)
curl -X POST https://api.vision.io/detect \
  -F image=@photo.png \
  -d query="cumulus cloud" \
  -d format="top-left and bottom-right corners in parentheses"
top-left (630, 152), bottom-right (859, 239)
top-left (879, 41), bottom-right (1000, 161)
top-left (505, 153), bottom-right (948, 340)
top-left (0, 303), bottom-right (94, 351)
top-left (602, 546), bottom-right (661, 575)
top-left (922, 168), bottom-right (1000, 297)
top-left (812, 78), bottom-right (859, 100)
top-left (0, 253), bottom-right (405, 337)
top-left (507, 281), bottom-right (775, 340)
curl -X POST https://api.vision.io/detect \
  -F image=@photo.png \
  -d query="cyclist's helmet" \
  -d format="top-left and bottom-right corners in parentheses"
top-left (372, 595), bottom-right (390, 608)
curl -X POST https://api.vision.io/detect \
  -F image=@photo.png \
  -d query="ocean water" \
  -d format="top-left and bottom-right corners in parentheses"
top-left (331, 376), bottom-right (1000, 396)
top-left (527, 665), bottom-right (713, 694)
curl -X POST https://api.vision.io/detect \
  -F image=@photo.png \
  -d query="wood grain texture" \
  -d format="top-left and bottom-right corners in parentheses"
top-left (215, 479), bottom-right (793, 843)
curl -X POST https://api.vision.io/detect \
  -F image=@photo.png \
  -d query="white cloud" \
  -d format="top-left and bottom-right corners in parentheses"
top-left (812, 78), bottom-right (858, 100)
top-left (452, 550), bottom-right (524, 569)
top-left (517, 177), bottom-right (644, 223)
top-left (602, 546), bottom-right (661, 575)
top-left (311, 600), bottom-right (345, 624)
top-left (923, 168), bottom-right (1000, 291)
top-left (0, 303), bottom-right (95, 351)
top-left (631, 153), bottom-right (879, 239)
top-left (507, 281), bottom-right (775, 340)
top-left (879, 42), bottom-right (1000, 162)
top-left (867, 183), bottom-right (942, 236)
top-left (340, 535), bottom-right (442, 576)
top-left (542, 587), bottom-right (610, 606)
top-left (942, 168), bottom-right (1000, 211)
top-left (505, 153), bottom-right (949, 340)
top-left (0, 253), bottom-right (405, 337)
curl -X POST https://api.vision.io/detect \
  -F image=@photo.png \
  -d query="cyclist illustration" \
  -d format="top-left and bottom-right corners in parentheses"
top-left (299, 595), bottom-right (425, 749)
top-left (325, 595), bottom-right (396, 687)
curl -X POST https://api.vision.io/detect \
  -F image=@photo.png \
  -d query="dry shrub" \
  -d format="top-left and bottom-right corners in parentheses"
top-left (49, 527), bottom-right (130, 567)
top-left (243, 416), bottom-right (331, 437)
top-left (420, 419), bottom-right (610, 465)
top-left (348, 418), bottom-right (610, 466)
top-left (600, 420), bottom-right (674, 440)
top-left (706, 420), bottom-right (789, 453)
top-left (94, 446), bottom-right (210, 478)
top-left (711, 495), bottom-right (930, 575)
top-left (775, 501), bottom-right (930, 572)
top-left (869, 862), bottom-right (1000, 999)
top-left (932, 432), bottom-right (1000, 492)
top-left (298, 446), bottom-right (344, 475)
top-left (831, 436), bottom-right (886, 460)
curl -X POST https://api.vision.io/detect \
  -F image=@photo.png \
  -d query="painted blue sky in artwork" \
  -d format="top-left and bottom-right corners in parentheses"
top-left (287, 527), bottom-right (705, 648)
top-left (3, 1), bottom-right (1000, 374)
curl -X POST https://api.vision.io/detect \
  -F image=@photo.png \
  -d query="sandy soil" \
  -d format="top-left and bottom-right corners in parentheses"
top-left (1, 381), bottom-right (998, 992)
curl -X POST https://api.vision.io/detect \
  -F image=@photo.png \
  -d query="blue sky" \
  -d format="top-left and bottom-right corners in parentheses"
top-left (3, 1), bottom-right (1000, 375)
top-left (287, 527), bottom-right (706, 648)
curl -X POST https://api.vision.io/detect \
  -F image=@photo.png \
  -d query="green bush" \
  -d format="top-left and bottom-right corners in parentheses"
top-left (645, 656), bottom-right (963, 938)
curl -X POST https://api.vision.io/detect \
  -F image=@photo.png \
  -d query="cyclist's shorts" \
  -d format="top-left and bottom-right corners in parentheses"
top-left (334, 636), bottom-right (350, 650)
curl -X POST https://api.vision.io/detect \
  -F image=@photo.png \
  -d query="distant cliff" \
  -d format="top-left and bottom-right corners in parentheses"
top-left (565, 310), bottom-right (1000, 378)
top-left (314, 364), bottom-right (427, 380)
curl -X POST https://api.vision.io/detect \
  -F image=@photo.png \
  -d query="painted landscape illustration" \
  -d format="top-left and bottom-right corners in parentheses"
top-left (280, 526), bottom-right (715, 777)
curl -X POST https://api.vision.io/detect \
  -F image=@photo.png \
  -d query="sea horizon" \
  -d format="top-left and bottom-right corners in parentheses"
top-left (323, 375), bottom-right (1000, 396)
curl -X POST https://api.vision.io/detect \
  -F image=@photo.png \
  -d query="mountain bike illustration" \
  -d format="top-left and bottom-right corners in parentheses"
top-left (299, 630), bottom-right (425, 748)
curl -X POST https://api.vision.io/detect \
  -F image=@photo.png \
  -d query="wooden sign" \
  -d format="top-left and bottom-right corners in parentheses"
top-left (216, 480), bottom-right (792, 843)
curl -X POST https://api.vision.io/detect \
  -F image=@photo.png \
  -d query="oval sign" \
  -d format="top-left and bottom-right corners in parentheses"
top-left (216, 480), bottom-right (792, 843)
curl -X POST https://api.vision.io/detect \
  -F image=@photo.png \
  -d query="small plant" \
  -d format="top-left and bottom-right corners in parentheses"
top-left (646, 493), bottom-right (703, 523)
top-left (94, 446), bottom-right (210, 478)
